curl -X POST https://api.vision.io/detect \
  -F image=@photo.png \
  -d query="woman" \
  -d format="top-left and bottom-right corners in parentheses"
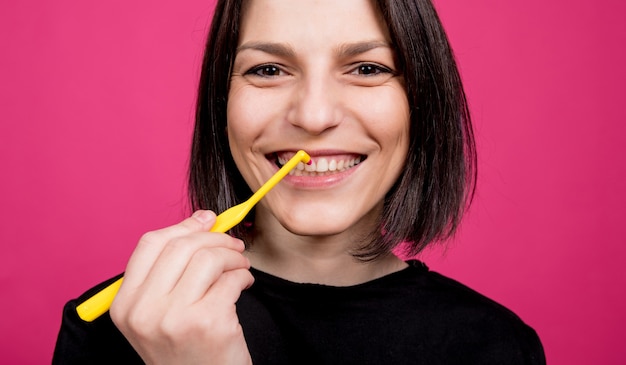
top-left (54, 0), bottom-right (545, 364)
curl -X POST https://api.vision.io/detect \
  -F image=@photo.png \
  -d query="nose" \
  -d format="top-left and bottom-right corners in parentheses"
top-left (287, 74), bottom-right (342, 135)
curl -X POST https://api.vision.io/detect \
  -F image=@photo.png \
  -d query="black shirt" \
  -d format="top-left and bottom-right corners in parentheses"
top-left (53, 261), bottom-right (545, 364)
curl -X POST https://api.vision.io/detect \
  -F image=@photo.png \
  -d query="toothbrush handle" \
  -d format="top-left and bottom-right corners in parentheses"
top-left (75, 277), bottom-right (124, 322)
top-left (76, 219), bottom-right (231, 322)
top-left (75, 150), bottom-right (311, 322)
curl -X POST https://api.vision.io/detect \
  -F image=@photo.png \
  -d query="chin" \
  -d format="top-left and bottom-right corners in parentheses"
top-left (286, 225), bottom-right (346, 238)
top-left (262, 197), bottom-right (381, 239)
top-left (278, 210), bottom-right (361, 238)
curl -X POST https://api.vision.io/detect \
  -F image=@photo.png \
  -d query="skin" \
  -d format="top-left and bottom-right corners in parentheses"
top-left (110, 211), bottom-right (254, 364)
top-left (110, 0), bottom-right (411, 363)
top-left (229, 0), bottom-right (410, 284)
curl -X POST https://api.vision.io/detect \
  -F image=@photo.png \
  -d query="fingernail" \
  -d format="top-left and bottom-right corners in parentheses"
top-left (192, 210), bottom-right (214, 224)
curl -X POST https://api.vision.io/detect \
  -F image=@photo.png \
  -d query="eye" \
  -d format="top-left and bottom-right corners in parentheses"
top-left (350, 63), bottom-right (393, 76)
top-left (245, 64), bottom-right (286, 77)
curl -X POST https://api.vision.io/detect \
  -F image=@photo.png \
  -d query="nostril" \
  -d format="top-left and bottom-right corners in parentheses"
top-left (287, 86), bottom-right (341, 135)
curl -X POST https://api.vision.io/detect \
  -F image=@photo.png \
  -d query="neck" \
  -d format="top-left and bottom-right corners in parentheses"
top-left (244, 220), bottom-right (407, 286)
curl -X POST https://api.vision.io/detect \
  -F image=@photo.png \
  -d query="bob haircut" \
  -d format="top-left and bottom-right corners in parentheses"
top-left (189, 0), bottom-right (476, 260)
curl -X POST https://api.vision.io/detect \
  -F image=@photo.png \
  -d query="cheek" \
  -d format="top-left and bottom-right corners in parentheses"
top-left (385, 91), bottom-right (410, 143)
top-left (226, 93), bottom-right (255, 174)
top-left (226, 110), bottom-right (250, 147)
top-left (226, 85), bottom-right (283, 146)
top-left (360, 89), bottom-right (410, 146)
top-left (226, 88), bottom-right (264, 156)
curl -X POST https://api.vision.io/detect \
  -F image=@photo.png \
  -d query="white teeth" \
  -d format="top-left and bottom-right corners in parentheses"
top-left (316, 158), bottom-right (328, 172)
top-left (280, 155), bottom-right (364, 176)
top-left (328, 159), bottom-right (337, 171)
top-left (305, 160), bottom-right (316, 172)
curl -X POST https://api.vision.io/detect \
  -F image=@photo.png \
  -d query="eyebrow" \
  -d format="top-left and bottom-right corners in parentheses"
top-left (336, 41), bottom-right (392, 57)
top-left (236, 40), bottom-right (392, 58)
top-left (236, 42), bottom-right (296, 58)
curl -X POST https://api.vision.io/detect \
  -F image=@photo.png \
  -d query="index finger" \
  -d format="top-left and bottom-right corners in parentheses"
top-left (122, 211), bottom-right (230, 287)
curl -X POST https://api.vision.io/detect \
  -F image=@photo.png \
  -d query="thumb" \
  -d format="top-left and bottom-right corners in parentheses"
top-left (190, 210), bottom-right (217, 231)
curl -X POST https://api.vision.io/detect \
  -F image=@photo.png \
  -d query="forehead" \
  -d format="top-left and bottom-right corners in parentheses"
top-left (238, 0), bottom-right (390, 46)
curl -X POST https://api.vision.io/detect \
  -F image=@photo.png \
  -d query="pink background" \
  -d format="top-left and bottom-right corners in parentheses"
top-left (1, 0), bottom-right (625, 363)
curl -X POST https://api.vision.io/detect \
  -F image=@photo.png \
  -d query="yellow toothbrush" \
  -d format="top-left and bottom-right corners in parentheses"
top-left (76, 150), bottom-right (311, 322)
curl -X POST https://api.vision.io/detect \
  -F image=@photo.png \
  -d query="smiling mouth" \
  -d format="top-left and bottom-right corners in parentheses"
top-left (273, 152), bottom-right (366, 176)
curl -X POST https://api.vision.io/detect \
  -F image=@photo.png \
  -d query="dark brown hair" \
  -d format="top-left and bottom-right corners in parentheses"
top-left (189, 0), bottom-right (476, 259)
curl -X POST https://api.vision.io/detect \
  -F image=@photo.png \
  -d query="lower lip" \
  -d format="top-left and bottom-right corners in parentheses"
top-left (279, 163), bottom-right (361, 189)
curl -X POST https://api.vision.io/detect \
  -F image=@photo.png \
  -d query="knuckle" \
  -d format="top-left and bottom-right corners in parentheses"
top-left (194, 314), bottom-right (231, 338)
top-left (193, 247), bottom-right (219, 263)
top-left (244, 269), bottom-right (255, 284)
top-left (233, 267), bottom-right (254, 281)
top-left (211, 313), bottom-right (245, 341)
top-left (166, 236), bottom-right (189, 250)
top-left (110, 301), bottom-right (154, 339)
top-left (138, 230), bottom-right (162, 246)
top-left (108, 299), bottom-right (124, 326)
top-left (235, 269), bottom-right (255, 289)
top-left (161, 235), bottom-right (198, 257)
top-left (125, 307), bottom-right (156, 338)
top-left (158, 313), bottom-right (185, 338)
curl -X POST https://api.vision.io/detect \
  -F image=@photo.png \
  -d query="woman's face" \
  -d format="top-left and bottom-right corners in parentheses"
top-left (227, 0), bottom-right (410, 238)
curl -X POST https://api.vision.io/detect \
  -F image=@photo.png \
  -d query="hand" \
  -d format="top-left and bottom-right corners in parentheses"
top-left (110, 210), bottom-right (254, 365)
